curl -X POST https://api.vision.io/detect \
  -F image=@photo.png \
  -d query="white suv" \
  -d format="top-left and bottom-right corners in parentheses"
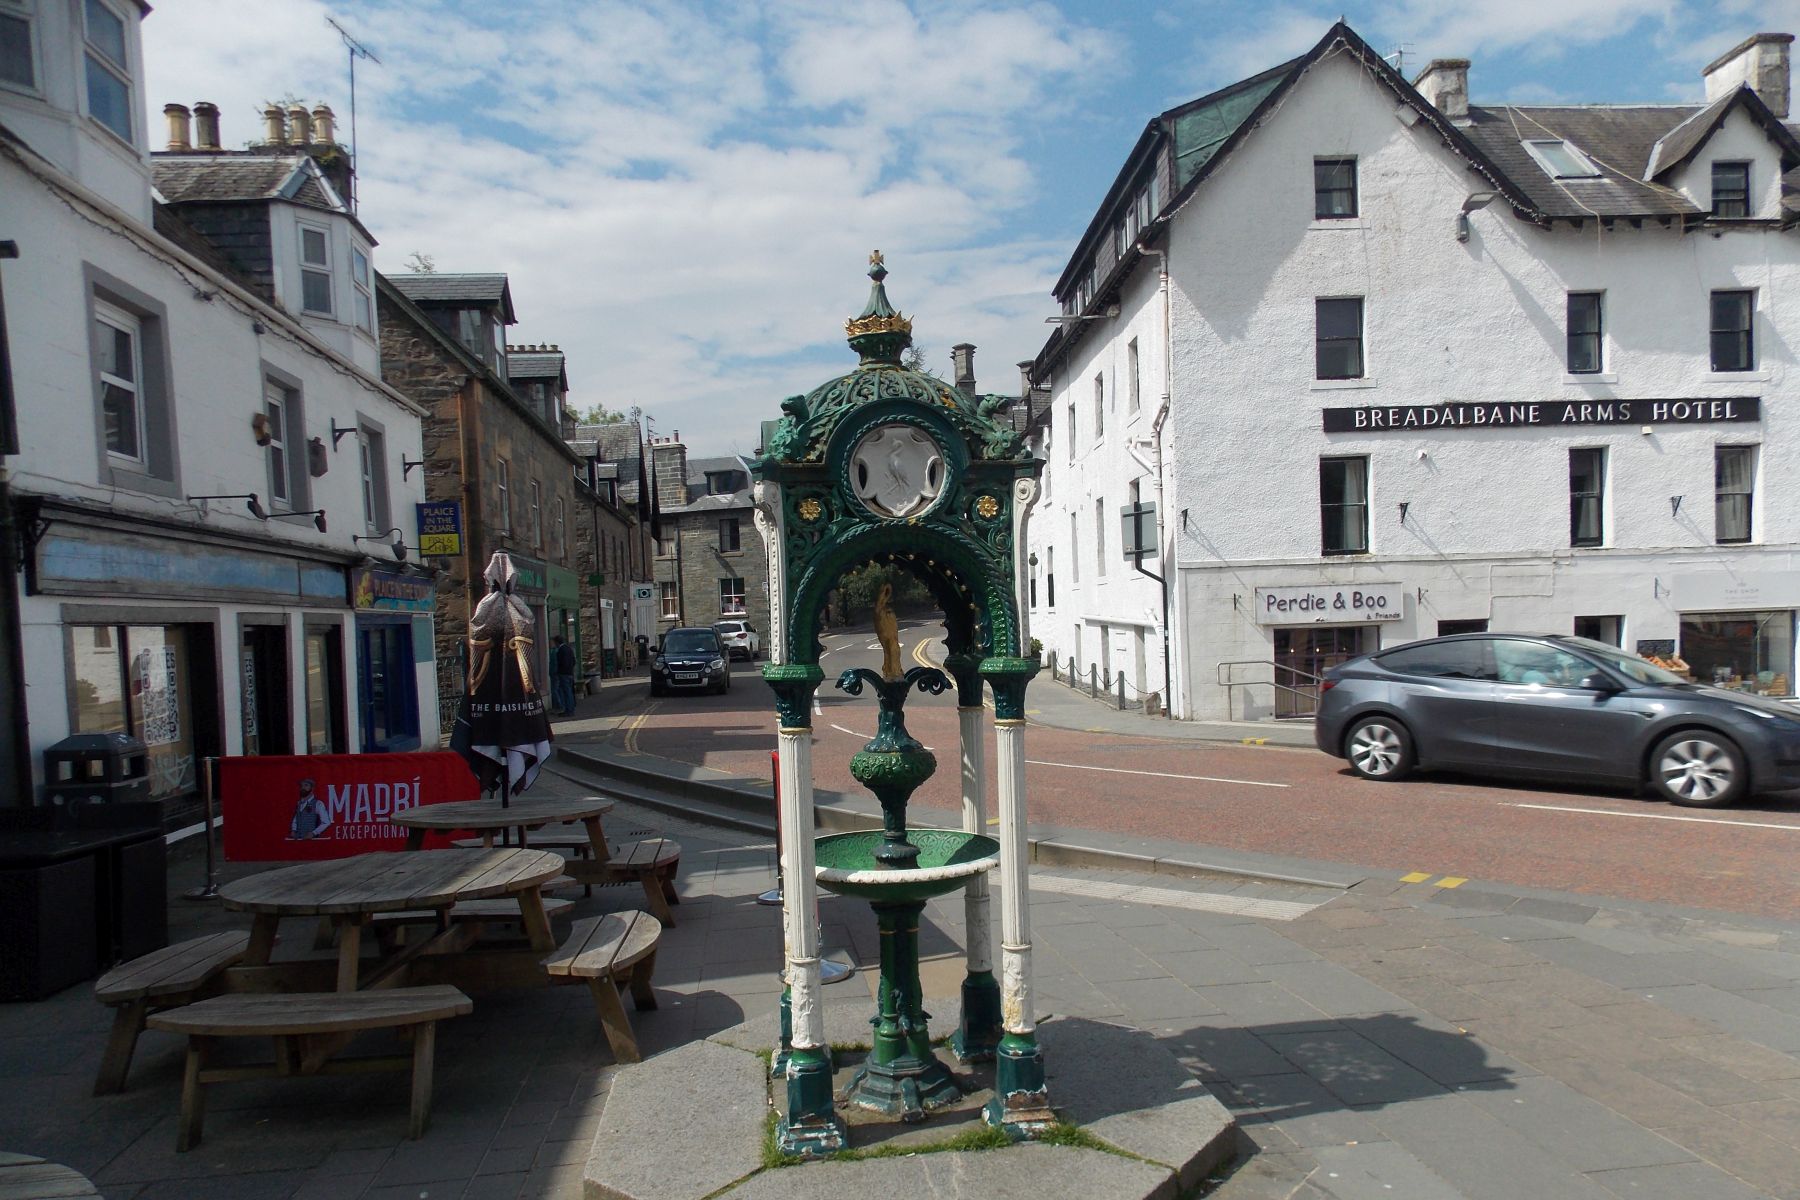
top-left (713, 619), bottom-right (761, 661)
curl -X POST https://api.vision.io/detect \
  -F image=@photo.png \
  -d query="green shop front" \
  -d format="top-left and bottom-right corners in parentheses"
top-left (351, 564), bottom-right (436, 752)
top-left (547, 564), bottom-right (581, 676)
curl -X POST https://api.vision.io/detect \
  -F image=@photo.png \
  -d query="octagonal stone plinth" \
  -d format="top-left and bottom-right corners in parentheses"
top-left (583, 1011), bottom-right (1239, 1200)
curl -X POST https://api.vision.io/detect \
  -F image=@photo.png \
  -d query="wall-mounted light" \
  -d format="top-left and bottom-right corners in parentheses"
top-left (1456, 190), bottom-right (1499, 242)
top-left (189, 493), bottom-right (267, 520)
top-left (353, 527), bottom-right (407, 561)
top-left (1669, 495), bottom-right (1684, 517)
top-left (1397, 501), bottom-right (1411, 523)
top-left (270, 508), bottom-right (328, 533)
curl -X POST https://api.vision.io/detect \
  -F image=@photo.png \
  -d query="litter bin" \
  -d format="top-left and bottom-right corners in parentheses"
top-left (35, 735), bottom-right (164, 970)
top-left (43, 733), bottom-right (150, 813)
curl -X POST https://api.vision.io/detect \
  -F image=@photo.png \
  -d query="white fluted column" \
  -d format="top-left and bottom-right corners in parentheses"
top-left (778, 727), bottom-right (824, 1050)
top-left (994, 716), bottom-right (1033, 1035)
top-left (959, 705), bottom-right (994, 971)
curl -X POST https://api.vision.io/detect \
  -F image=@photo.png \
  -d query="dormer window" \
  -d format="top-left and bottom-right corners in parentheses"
top-left (705, 470), bottom-right (739, 495)
top-left (299, 224), bottom-right (333, 315)
top-left (1521, 139), bottom-right (1601, 180)
top-left (1, 0), bottom-right (38, 91)
top-left (82, 0), bottom-right (132, 142)
top-left (1711, 162), bottom-right (1750, 218)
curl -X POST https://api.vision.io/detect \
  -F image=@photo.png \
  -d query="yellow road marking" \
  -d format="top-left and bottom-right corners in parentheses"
top-left (1434, 876), bottom-right (1467, 889)
top-left (1399, 871), bottom-right (1432, 884)
top-left (1240, 737), bottom-right (1269, 745)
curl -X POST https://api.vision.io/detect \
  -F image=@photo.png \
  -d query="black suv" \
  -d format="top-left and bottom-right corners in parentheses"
top-left (650, 627), bottom-right (730, 697)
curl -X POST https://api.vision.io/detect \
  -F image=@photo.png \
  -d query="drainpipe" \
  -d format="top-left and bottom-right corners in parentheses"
top-left (1133, 238), bottom-right (1175, 717)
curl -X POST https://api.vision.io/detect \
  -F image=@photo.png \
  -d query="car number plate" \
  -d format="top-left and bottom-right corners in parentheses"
top-left (674, 673), bottom-right (698, 682)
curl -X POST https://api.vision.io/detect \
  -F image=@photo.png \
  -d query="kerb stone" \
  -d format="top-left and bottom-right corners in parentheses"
top-left (584, 1040), bottom-right (766, 1200)
top-left (719, 1142), bottom-right (1177, 1200)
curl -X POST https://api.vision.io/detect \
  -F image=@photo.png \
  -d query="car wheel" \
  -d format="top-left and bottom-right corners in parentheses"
top-left (1650, 731), bottom-right (1746, 808)
top-left (1344, 716), bottom-right (1415, 781)
top-left (650, 681), bottom-right (664, 698)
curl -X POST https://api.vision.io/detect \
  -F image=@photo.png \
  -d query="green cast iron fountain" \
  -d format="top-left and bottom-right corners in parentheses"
top-left (815, 659), bottom-right (998, 1121)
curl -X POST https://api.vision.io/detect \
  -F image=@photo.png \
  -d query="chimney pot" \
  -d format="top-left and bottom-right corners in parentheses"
top-left (262, 105), bottom-right (287, 145)
top-left (192, 101), bottom-right (221, 151)
top-left (163, 103), bottom-right (191, 151)
top-left (1703, 32), bottom-right (1792, 119)
top-left (1413, 58), bottom-right (1472, 125)
top-left (287, 104), bottom-right (313, 144)
top-left (310, 104), bottom-right (336, 144)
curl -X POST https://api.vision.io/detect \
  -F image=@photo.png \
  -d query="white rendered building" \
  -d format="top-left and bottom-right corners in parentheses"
top-left (1027, 22), bottom-right (1800, 723)
top-left (1, 0), bottom-right (435, 816)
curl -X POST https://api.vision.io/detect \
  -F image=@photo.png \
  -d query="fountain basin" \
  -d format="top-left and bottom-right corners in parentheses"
top-left (814, 829), bottom-right (999, 904)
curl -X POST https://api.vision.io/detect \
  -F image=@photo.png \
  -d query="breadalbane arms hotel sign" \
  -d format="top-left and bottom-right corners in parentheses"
top-left (1322, 397), bottom-right (1759, 433)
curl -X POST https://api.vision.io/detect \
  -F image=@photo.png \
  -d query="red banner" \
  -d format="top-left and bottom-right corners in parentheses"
top-left (221, 752), bottom-right (482, 861)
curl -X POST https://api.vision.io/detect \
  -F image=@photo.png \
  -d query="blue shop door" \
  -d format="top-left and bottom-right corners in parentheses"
top-left (356, 618), bottom-right (421, 752)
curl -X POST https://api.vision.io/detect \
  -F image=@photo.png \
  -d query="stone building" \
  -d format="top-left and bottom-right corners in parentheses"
top-left (568, 421), bottom-right (657, 670)
top-left (377, 275), bottom-right (586, 721)
top-left (1026, 22), bottom-right (1800, 721)
top-left (648, 436), bottom-right (768, 640)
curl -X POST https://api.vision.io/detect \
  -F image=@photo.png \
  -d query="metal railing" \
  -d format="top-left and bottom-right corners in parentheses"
top-left (1216, 659), bottom-right (1326, 720)
top-left (1046, 654), bottom-right (1163, 715)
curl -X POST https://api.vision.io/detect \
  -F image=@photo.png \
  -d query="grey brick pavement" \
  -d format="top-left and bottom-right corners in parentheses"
top-left (2, 767), bottom-right (1798, 1199)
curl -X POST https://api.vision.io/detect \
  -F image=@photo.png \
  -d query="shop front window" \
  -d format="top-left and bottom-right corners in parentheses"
top-left (305, 625), bottom-right (346, 754)
top-left (1679, 610), bottom-right (1794, 697)
top-left (70, 623), bottom-right (201, 800)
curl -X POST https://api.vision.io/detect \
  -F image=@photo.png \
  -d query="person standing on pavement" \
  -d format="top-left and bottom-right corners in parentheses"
top-left (550, 635), bottom-right (577, 717)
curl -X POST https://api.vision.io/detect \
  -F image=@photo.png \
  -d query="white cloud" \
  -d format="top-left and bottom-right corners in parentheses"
top-left (142, 0), bottom-right (1116, 455)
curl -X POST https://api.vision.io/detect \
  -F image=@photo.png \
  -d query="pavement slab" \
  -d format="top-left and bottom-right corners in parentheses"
top-left (582, 1040), bottom-right (766, 1200)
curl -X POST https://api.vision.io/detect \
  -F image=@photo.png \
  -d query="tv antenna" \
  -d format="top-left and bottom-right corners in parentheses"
top-left (1385, 42), bottom-right (1414, 77)
top-left (325, 15), bottom-right (382, 209)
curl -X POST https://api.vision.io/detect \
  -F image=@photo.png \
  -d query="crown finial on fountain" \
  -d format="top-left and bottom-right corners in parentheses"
top-left (845, 250), bottom-right (914, 365)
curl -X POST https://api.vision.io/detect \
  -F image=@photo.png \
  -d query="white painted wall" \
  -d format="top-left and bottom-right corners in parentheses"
top-left (6, 113), bottom-right (433, 785)
top-left (1028, 50), bottom-right (1800, 722)
top-left (1666, 105), bottom-right (1789, 219)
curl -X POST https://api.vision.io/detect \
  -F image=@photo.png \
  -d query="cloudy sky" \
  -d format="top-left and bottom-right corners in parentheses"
top-left (144, 0), bottom-right (1792, 457)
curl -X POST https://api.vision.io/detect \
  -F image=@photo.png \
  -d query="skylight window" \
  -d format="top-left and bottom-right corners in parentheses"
top-left (1522, 139), bottom-right (1602, 180)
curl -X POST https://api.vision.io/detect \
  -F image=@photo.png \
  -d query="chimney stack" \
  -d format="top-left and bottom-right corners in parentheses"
top-left (951, 343), bottom-right (977, 397)
top-left (1704, 33), bottom-right (1792, 118)
top-left (192, 101), bottom-right (221, 151)
top-left (1413, 59), bottom-right (1471, 125)
top-left (163, 103), bottom-right (191, 151)
top-left (287, 104), bottom-right (312, 144)
top-left (310, 104), bottom-right (336, 144)
top-left (262, 105), bottom-right (287, 145)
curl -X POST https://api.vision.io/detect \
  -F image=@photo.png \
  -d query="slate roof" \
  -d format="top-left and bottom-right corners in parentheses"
top-left (152, 156), bottom-right (342, 212)
top-left (386, 274), bottom-right (518, 322)
top-left (669, 455), bottom-right (752, 513)
top-left (571, 422), bottom-right (646, 507)
top-left (507, 351), bottom-right (565, 381)
top-left (1462, 105), bottom-right (1703, 218)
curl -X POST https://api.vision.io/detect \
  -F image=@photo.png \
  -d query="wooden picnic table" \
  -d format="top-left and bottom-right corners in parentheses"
top-left (387, 794), bottom-right (615, 854)
top-left (220, 848), bottom-right (565, 992)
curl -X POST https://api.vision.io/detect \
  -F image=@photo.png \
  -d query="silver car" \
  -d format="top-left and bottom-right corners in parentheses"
top-left (1315, 634), bottom-right (1800, 808)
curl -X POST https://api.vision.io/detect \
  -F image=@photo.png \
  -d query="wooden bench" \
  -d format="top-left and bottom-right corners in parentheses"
top-left (145, 985), bottom-right (472, 1152)
top-left (542, 911), bottom-right (660, 1063)
top-left (564, 839), bottom-right (683, 926)
top-left (368, 897), bottom-right (575, 946)
top-left (0, 1152), bottom-right (98, 1198)
top-left (91, 931), bottom-right (250, 1096)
